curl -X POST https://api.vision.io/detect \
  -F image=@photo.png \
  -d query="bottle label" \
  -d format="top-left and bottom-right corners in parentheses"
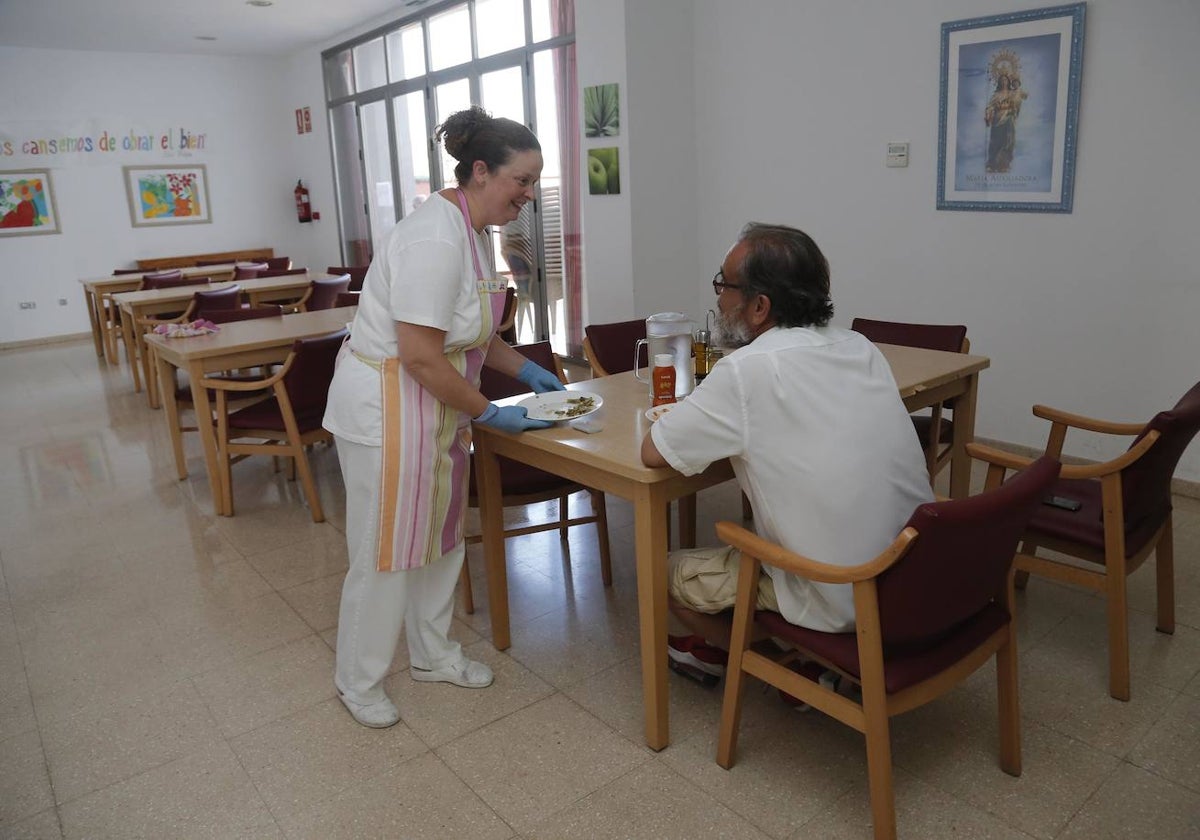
top-left (652, 365), bottom-right (676, 406)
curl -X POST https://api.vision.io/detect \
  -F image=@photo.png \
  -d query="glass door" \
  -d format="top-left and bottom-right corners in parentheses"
top-left (329, 102), bottom-right (371, 266)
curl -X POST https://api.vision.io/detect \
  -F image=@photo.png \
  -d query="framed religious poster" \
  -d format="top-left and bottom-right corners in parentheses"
top-left (937, 4), bottom-right (1086, 212)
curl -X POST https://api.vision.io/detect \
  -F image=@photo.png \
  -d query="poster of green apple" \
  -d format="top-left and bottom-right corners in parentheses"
top-left (584, 83), bottom-right (620, 137)
top-left (587, 148), bottom-right (620, 195)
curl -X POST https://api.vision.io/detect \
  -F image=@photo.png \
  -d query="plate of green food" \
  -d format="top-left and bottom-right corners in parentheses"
top-left (518, 391), bottom-right (603, 422)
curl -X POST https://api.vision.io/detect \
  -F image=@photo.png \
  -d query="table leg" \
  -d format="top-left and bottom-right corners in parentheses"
top-left (633, 483), bottom-right (671, 751)
top-left (949, 373), bottom-right (979, 499)
top-left (120, 310), bottom-right (143, 392)
top-left (678, 494), bottom-right (697, 549)
top-left (101, 294), bottom-right (120, 365)
top-left (476, 434), bottom-right (512, 650)
top-left (188, 361), bottom-right (226, 515)
top-left (158, 354), bottom-right (187, 480)
top-left (84, 289), bottom-right (104, 357)
top-left (144, 339), bottom-right (161, 409)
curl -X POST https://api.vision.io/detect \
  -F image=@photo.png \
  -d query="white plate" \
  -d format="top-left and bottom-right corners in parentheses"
top-left (644, 403), bottom-right (676, 422)
top-left (518, 391), bottom-right (603, 422)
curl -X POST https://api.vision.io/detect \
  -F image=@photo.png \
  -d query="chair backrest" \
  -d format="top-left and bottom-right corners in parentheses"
top-left (327, 265), bottom-right (369, 292)
top-left (479, 341), bottom-right (561, 400)
top-left (143, 271), bottom-right (204, 290)
top-left (584, 318), bottom-right (647, 375)
top-left (850, 318), bottom-right (968, 354)
top-left (265, 256), bottom-right (292, 271)
top-left (875, 455), bottom-right (1060, 648)
top-left (334, 292), bottom-right (360, 308)
top-left (233, 263), bottom-right (268, 281)
top-left (282, 329), bottom-right (348, 415)
top-left (112, 268), bottom-right (145, 275)
top-left (306, 275), bottom-right (352, 311)
top-left (207, 304), bottom-right (283, 324)
top-left (191, 284), bottom-right (242, 317)
top-left (1122, 380), bottom-right (1200, 532)
top-left (256, 267), bottom-right (308, 278)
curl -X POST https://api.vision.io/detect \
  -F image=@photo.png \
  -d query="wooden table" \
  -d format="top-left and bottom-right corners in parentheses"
top-left (145, 306), bottom-right (355, 514)
top-left (79, 264), bottom-right (239, 364)
top-left (473, 343), bottom-right (989, 750)
top-left (116, 274), bottom-right (332, 406)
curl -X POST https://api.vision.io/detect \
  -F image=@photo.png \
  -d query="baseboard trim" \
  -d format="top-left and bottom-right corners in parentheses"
top-left (977, 436), bottom-right (1200, 500)
top-left (0, 332), bottom-right (92, 352)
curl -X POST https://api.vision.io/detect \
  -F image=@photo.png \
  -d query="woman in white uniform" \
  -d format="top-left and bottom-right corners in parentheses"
top-left (323, 107), bottom-right (564, 728)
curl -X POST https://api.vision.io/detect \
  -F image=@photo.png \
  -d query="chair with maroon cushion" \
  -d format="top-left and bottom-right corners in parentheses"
top-left (203, 328), bottom-right (347, 521)
top-left (583, 318), bottom-right (647, 377)
top-left (195, 258), bottom-right (234, 266)
top-left (334, 292), bottom-right (360, 308)
top-left (112, 268), bottom-right (144, 275)
top-left (851, 318), bottom-right (969, 484)
top-left (290, 274), bottom-right (351, 312)
top-left (327, 265), bottom-right (369, 292)
top-left (968, 382), bottom-right (1200, 700)
top-left (233, 263), bottom-right (268, 281)
top-left (715, 455), bottom-right (1061, 840)
top-left (163, 306), bottom-right (285, 479)
top-left (264, 256), bottom-right (293, 271)
top-left (137, 284), bottom-right (242, 405)
top-left (256, 267), bottom-right (308, 278)
top-left (458, 341), bottom-right (612, 613)
top-left (140, 270), bottom-right (197, 289)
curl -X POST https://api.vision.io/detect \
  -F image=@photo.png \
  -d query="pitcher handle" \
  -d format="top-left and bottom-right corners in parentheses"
top-left (633, 339), bottom-right (649, 383)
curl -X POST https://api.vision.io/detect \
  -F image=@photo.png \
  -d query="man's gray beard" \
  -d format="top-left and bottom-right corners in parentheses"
top-left (712, 304), bottom-right (753, 349)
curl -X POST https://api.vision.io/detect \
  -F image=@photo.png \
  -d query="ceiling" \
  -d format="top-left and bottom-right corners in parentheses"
top-left (0, 0), bottom-right (431, 57)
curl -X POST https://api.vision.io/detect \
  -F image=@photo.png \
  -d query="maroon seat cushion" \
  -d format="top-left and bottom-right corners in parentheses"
top-left (756, 604), bottom-right (1009, 695)
top-left (469, 456), bottom-right (575, 500)
top-left (1026, 476), bottom-right (1169, 560)
top-left (227, 400), bottom-right (325, 432)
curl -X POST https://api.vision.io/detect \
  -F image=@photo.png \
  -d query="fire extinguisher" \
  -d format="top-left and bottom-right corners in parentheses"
top-left (294, 179), bottom-right (312, 223)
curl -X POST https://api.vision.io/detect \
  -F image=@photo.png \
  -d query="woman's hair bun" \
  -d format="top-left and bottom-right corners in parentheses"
top-left (437, 106), bottom-right (491, 161)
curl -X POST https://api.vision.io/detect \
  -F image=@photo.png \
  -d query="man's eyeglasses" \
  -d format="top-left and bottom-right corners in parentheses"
top-left (712, 269), bottom-right (744, 295)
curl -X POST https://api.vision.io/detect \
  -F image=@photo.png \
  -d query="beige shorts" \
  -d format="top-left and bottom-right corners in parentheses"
top-left (668, 546), bottom-right (779, 615)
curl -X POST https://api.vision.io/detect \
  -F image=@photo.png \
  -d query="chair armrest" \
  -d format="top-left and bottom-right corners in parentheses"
top-left (1032, 404), bottom-right (1146, 436)
top-left (715, 520), bottom-right (918, 584)
top-left (966, 442), bottom-right (1035, 471)
top-left (967, 433), bottom-right (1160, 481)
top-left (200, 352), bottom-right (294, 391)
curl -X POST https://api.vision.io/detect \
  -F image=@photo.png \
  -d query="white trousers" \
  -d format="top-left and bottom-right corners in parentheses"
top-left (334, 436), bottom-right (465, 706)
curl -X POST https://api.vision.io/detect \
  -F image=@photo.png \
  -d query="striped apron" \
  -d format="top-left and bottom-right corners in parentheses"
top-left (373, 189), bottom-right (508, 571)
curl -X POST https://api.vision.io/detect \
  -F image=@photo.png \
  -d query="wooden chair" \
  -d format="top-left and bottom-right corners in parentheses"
top-left (459, 340), bottom-right (612, 613)
top-left (203, 329), bottom-right (347, 522)
top-left (162, 306), bottom-right (285, 479)
top-left (582, 318), bottom-right (646, 377)
top-left (286, 274), bottom-right (352, 313)
top-left (496, 286), bottom-right (518, 344)
top-left (851, 318), bottom-right (969, 482)
top-left (966, 381), bottom-right (1200, 700)
top-left (233, 263), bottom-right (268, 281)
top-left (264, 256), bottom-right (293, 271)
top-left (715, 455), bottom-right (1061, 840)
top-left (334, 292), bottom-right (360, 308)
top-left (327, 265), bottom-right (369, 292)
top-left (256, 267), bottom-right (308, 278)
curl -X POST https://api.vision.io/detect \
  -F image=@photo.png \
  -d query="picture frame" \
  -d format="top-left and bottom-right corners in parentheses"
top-left (583, 83), bottom-right (620, 138)
top-left (0, 169), bottom-right (61, 236)
top-left (123, 164), bottom-right (212, 227)
top-left (937, 3), bottom-right (1086, 213)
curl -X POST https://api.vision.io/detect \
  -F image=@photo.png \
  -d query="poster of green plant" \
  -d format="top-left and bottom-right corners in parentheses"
top-left (584, 83), bottom-right (619, 137)
top-left (587, 147), bottom-right (619, 195)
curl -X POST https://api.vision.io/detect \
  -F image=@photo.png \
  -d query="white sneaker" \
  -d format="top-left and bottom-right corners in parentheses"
top-left (337, 690), bottom-right (401, 728)
top-left (410, 658), bottom-right (494, 688)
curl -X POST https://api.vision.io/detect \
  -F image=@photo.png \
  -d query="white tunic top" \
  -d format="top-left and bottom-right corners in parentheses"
top-left (323, 194), bottom-right (493, 446)
top-left (650, 326), bottom-right (934, 632)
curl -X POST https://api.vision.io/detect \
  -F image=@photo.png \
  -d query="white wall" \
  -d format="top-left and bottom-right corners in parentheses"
top-left (0, 47), bottom-right (301, 344)
top-left (576, 0), bottom-right (1200, 481)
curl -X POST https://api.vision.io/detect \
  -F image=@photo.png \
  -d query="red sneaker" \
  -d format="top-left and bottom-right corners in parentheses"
top-left (668, 635), bottom-right (727, 677)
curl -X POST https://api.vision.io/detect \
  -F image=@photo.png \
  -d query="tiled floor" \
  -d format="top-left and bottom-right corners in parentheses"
top-left (2, 339), bottom-right (1199, 839)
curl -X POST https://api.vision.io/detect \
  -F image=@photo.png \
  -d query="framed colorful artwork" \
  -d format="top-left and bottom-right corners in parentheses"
top-left (0, 169), bottom-right (61, 237)
top-left (937, 3), bottom-right (1086, 212)
top-left (123, 164), bottom-right (212, 227)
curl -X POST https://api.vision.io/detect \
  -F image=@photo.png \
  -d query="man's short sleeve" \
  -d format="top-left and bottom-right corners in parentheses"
top-left (649, 358), bottom-right (746, 476)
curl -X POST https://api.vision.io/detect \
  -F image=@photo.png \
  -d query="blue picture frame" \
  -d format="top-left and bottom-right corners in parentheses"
top-left (937, 3), bottom-right (1086, 212)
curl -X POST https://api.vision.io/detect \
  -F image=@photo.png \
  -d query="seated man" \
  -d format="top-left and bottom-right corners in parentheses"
top-left (640, 222), bottom-right (933, 680)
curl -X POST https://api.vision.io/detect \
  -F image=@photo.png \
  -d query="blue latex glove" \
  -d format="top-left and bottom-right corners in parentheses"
top-left (516, 359), bottom-right (566, 393)
top-left (474, 402), bottom-right (553, 432)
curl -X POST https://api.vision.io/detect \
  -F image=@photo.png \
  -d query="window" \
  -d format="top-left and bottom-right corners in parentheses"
top-left (323, 0), bottom-right (580, 355)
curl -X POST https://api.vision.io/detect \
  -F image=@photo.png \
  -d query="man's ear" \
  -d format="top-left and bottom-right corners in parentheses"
top-left (748, 292), bottom-right (773, 328)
